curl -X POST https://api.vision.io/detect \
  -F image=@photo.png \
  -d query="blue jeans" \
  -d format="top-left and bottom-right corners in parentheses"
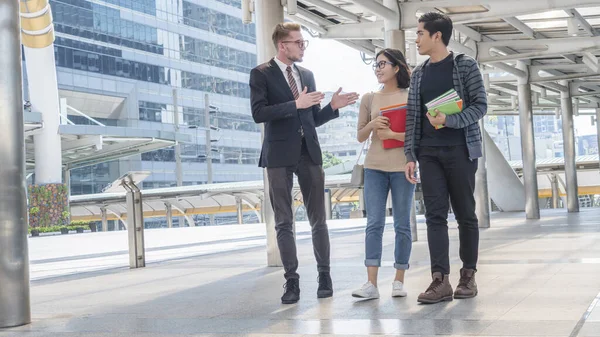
top-left (364, 168), bottom-right (415, 270)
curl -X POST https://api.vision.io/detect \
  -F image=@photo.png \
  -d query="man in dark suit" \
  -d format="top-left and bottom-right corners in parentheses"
top-left (250, 22), bottom-right (359, 304)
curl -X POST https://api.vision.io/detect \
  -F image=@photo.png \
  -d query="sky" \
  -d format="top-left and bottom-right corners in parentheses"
top-left (300, 34), bottom-right (380, 96)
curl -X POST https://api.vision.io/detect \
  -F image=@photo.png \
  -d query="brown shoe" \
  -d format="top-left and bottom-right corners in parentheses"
top-left (454, 268), bottom-right (478, 299)
top-left (417, 272), bottom-right (453, 304)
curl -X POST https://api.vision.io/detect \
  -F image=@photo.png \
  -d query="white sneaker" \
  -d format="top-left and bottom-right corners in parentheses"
top-left (392, 281), bottom-right (407, 297)
top-left (352, 281), bottom-right (380, 299)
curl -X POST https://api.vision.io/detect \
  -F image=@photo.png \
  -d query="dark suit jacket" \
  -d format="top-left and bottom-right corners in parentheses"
top-left (250, 58), bottom-right (339, 168)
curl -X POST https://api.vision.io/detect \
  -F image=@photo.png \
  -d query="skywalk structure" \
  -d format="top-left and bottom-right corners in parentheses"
top-left (3, 0), bottom-right (600, 328)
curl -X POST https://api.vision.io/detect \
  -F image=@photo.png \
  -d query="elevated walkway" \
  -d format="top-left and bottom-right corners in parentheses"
top-left (70, 151), bottom-right (600, 222)
top-left (23, 100), bottom-right (192, 171)
top-left (69, 174), bottom-right (360, 223)
top-left (10, 209), bottom-right (600, 336)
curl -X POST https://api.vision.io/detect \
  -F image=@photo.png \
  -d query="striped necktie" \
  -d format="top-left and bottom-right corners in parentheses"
top-left (286, 66), bottom-right (299, 99)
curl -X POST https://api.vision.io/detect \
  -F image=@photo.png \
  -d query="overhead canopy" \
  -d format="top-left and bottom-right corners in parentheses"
top-left (69, 174), bottom-right (361, 222)
top-left (284, 0), bottom-right (600, 113)
top-left (23, 114), bottom-right (192, 170)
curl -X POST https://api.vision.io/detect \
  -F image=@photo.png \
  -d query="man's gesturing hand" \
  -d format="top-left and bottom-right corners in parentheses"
top-left (330, 87), bottom-right (360, 110)
top-left (296, 87), bottom-right (325, 109)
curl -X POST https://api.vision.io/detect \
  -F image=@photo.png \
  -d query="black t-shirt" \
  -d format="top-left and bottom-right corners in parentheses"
top-left (420, 53), bottom-right (466, 147)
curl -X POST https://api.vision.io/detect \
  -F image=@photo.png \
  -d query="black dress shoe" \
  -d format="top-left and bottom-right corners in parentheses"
top-left (281, 278), bottom-right (300, 304)
top-left (317, 272), bottom-right (333, 298)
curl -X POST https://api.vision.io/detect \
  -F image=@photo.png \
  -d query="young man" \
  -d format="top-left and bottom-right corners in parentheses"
top-left (404, 12), bottom-right (487, 304)
top-left (249, 22), bottom-right (359, 304)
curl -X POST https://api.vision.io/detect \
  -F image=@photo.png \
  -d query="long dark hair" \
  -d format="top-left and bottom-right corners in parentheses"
top-left (375, 48), bottom-right (411, 89)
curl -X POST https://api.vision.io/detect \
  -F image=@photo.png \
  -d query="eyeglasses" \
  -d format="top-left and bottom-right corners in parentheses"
top-left (282, 40), bottom-right (309, 49)
top-left (372, 60), bottom-right (395, 70)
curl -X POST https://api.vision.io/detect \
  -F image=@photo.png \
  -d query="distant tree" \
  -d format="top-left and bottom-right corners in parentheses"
top-left (322, 151), bottom-right (342, 169)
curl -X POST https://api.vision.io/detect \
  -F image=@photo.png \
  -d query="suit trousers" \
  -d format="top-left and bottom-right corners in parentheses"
top-left (267, 140), bottom-right (330, 280)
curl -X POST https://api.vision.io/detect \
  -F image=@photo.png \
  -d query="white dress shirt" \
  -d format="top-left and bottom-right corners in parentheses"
top-left (274, 57), bottom-right (302, 92)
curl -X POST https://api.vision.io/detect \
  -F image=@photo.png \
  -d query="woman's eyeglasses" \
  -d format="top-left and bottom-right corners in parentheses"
top-left (372, 60), bottom-right (395, 70)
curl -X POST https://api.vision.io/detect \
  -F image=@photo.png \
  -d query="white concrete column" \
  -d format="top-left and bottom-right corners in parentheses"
top-left (255, 0), bottom-right (284, 267)
top-left (517, 61), bottom-right (540, 219)
top-left (101, 207), bottom-right (108, 232)
top-left (596, 108), bottom-right (600, 173)
top-left (324, 189), bottom-right (332, 220)
top-left (560, 80), bottom-right (580, 213)
top-left (22, 5), bottom-right (62, 185)
top-left (475, 72), bottom-right (491, 227)
top-left (236, 197), bottom-right (243, 224)
top-left (0, 0), bottom-right (31, 327)
top-left (410, 197), bottom-right (418, 242)
top-left (358, 188), bottom-right (366, 217)
top-left (165, 203), bottom-right (173, 228)
top-left (551, 174), bottom-right (561, 209)
top-left (475, 121), bottom-right (491, 227)
top-left (63, 168), bottom-right (70, 194)
top-left (382, 0), bottom-right (404, 54)
top-left (408, 43), bottom-right (417, 68)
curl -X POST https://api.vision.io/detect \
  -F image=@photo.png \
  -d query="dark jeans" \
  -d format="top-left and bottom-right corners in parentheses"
top-left (267, 141), bottom-right (330, 280)
top-left (418, 146), bottom-right (479, 275)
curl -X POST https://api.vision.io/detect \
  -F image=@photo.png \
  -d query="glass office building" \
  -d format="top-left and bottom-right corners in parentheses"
top-left (41, 0), bottom-right (263, 195)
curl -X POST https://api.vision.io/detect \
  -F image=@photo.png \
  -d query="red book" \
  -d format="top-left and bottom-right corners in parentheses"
top-left (379, 104), bottom-right (407, 149)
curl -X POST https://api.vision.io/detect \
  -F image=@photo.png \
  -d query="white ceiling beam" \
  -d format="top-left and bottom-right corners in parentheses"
top-left (296, 7), bottom-right (335, 28)
top-left (371, 39), bottom-right (385, 48)
top-left (285, 0), bottom-right (298, 15)
top-left (489, 62), bottom-right (527, 78)
top-left (301, 0), bottom-right (362, 22)
top-left (530, 73), bottom-right (600, 83)
top-left (486, 75), bottom-right (520, 83)
top-left (399, 0), bottom-right (600, 30)
top-left (539, 82), bottom-right (569, 93)
top-left (529, 63), bottom-right (600, 84)
top-left (582, 51), bottom-right (599, 73)
top-left (454, 23), bottom-right (531, 78)
top-left (448, 40), bottom-right (476, 57)
top-left (478, 36), bottom-right (600, 63)
top-left (286, 14), bottom-right (328, 34)
top-left (61, 136), bottom-right (103, 152)
top-left (531, 63), bottom-right (589, 72)
top-left (353, 0), bottom-right (397, 21)
top-left (572, 81), bottom-right (600, 89)
top-left (502, 16), bottom-right (543, 39)
top-left (571, 88), bottom-right (600, 97)
top-left (454, 24), bottom-right (483, 42)
top-left (562, 54), bottom-right (579, 63)
top-left (319, 20), bottom-right (384, 39)
top-left (564, 9), bottom-right (598, 36)
top-left (336, 40), bottom-right (377, 56)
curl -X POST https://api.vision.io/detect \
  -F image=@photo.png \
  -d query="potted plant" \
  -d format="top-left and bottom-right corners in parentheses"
top-left (30, 227), bottom-right (39, 237)
top-left (60, 226), bottom-right (69, 234)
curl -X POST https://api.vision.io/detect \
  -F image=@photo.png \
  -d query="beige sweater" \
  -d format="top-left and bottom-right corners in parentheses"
top-left (357, 90), bottom-right (409, 173)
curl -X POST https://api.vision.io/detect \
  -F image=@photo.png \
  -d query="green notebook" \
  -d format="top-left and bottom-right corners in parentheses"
top-left (428, 99), bottom-right (463, 117)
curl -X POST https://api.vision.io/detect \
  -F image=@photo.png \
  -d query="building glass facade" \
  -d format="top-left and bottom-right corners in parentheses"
top-left (42, 0), bottom-right (263, 214)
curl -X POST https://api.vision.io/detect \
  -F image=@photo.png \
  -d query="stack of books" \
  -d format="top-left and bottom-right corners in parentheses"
top-left (425, 89), bottom-right (463, 129)
top-left (379, 103), bottom-right (407, 149)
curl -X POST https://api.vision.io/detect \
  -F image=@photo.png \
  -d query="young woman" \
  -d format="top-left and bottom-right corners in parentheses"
top-left (352, 48), bottom-right (415, 299)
